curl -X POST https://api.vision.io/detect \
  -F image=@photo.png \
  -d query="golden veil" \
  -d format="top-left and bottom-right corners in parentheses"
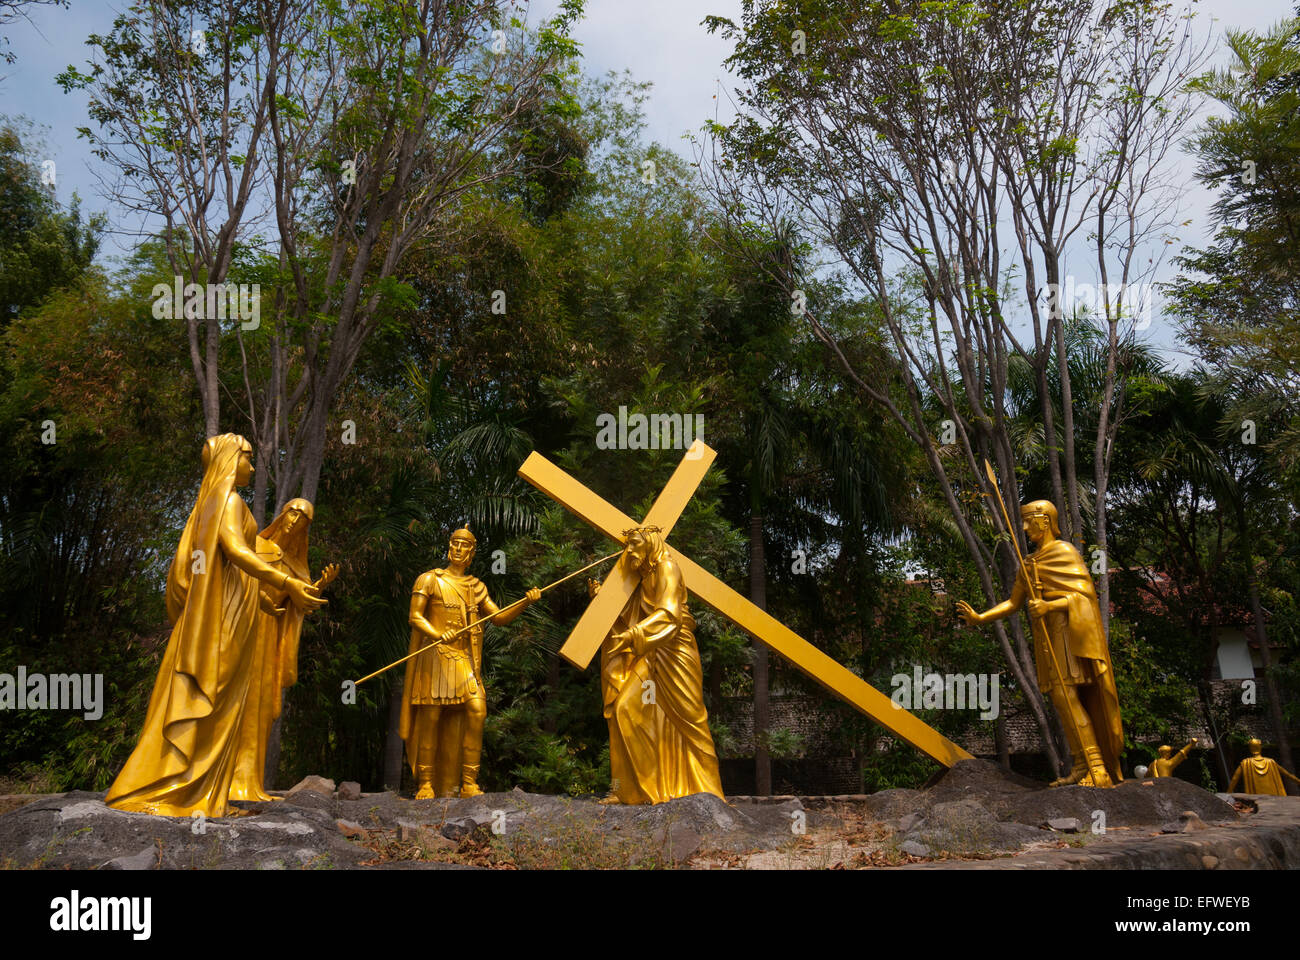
top-left (107, 434), bottom-right (263, 817)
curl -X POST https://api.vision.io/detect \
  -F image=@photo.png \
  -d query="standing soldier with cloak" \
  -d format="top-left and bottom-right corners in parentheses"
top-left (1228, 738), bottom-right (1300, 795)
top-left (401, 529), bottom-right (538, 798)
top-left (957, 499), bottom-right (1124, 788)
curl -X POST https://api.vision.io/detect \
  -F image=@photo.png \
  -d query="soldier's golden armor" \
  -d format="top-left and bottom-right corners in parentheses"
top-left (399, 529), bottom-right (536, 798)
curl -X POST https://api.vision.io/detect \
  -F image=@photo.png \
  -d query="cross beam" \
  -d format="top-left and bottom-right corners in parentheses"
top-left (518, 440), bottom-right (972, 768)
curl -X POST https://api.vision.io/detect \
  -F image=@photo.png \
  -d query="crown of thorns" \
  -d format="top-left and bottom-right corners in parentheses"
top-left (622, 524), bottom-right (662, 539)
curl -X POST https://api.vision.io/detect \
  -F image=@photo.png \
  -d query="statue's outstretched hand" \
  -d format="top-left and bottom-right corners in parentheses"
top-left (525, 586), bottom-right (541, 604)
top-left (288, 578), bottom-right (326, 612)
top-left (315, 563), bottom-right (340, 589)
top-left (955, 600), bottom-right (982, 626)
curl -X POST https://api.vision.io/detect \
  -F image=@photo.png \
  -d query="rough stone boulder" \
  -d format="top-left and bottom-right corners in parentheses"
top-left (832, 759), bottom-right (1239, 858)
top-left (0, 787), bottom-right (824, 869)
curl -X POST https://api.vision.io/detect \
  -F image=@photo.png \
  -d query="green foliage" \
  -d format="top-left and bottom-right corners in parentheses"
top-left (1169, 16), bottom-right (1300, 480)
top-left (0, 120), bottom-right (102, 324)
top-left (508, 729), bottom-right (609, 797)
top-left (1107, 620), bottom-right (1197, 751)
top-left (759, 727), bottom-right (806, 760)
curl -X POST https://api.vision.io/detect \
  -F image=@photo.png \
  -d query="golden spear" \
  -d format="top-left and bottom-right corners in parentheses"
top-left (353, 549), bottom-right (623, 686)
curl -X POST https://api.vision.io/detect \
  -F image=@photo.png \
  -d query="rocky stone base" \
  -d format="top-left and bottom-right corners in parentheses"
top-left (899, 792), bottom-right (1300, 869)
top-left (2, 760), bottom-right (1294, 869)
top-left (0, 782), bottom-right (820, 869)
top-left (799, 758), bottom-right (1246, 860)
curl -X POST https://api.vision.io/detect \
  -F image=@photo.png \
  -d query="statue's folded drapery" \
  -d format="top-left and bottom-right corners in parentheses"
top-left (107, 435), bottom-right (270, 818)
top-left (228, 498), bottom-right (315, 803)
top-left (1235, 756), bottom-right (1286, 795)
top-left (1023, 539), bottom-right (1125, 783)
top-left (602, 543), bottom-right (723, 804)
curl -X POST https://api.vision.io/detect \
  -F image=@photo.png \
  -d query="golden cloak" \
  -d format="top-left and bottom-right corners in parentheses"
top-left (1020, 539), bottom-right (1125, 782)
top-left (1233, 756), bottom-right (1287, 796)
top-left (228, 499), bottom-right (313, 802)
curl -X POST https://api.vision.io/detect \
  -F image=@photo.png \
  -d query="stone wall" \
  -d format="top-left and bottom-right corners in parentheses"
top-left (714, 695), bottom-right (862, 794)
top-left (715, 675), bottom-right (1297, 794)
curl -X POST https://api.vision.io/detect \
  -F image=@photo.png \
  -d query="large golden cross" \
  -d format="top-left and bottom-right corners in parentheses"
top-left (517, 440), bottom-right (971, 768)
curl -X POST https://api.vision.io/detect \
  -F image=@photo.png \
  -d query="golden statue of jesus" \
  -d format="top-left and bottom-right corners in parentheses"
top-left (590, 525), bottom-right (724, 804)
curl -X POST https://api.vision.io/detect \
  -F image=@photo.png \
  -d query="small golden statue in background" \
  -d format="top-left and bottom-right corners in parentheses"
top-left (400, 528), bottom-right (538, 798)
top-left (106, 435), bottom-right (325, 818)
top-left (1227, 738), bottom-right (1300, 796)
top-left (590, 525), bottom-right (724, 804)
top-left (1149, 738), bottom-right (1197, 779)
top-left (958, 496), bottom-right (1124, 788)
top-left (229, 499), bottom-right (338, 802)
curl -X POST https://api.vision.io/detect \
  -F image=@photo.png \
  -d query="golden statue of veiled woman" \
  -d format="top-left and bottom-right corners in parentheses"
top-left (228, 499), bottom-right (338, 802)
top-left (957, 499), bottom-right (1124, 788)
top-left (590, 525), bottom-right (724, 804)
top-left (106, 435), bottom-right (325, 818)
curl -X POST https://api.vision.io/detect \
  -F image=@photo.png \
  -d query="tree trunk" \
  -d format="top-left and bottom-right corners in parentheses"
top-left (1198, 680), bottom-right (1232, 789)
top-left (1093, 438), bottom-right (1113, 639)
top-left (543, 654), bottom-right (560, 734)
top-left (995, 707), bottom-right (1010, 772)
top-left (253, 444), bottom-right (271, 529)
top-left (1053, 318), bottom-right (1084, 551)
top-left (750, 513), bottom-right (771, 796)
top-left (297, 398), bottom-right (331, 505)
top-left (708, 655), bottom-right (723, 708)
top-left (1247, 570), bottom-right (1291, 769)
top-left (384, 674), bottom-right (406, 792)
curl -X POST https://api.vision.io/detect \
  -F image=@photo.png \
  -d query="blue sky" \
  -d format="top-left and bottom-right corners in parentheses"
top-left (2, 0), bottom-right (1295, 363)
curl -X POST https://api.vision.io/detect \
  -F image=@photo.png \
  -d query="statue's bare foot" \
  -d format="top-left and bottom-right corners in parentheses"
top-left (414, 784), bottom-right (435, 800)
top-left (460, 783), bottom-right (484, 798)
top-left (597, 793), bottom-right (622, 805)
